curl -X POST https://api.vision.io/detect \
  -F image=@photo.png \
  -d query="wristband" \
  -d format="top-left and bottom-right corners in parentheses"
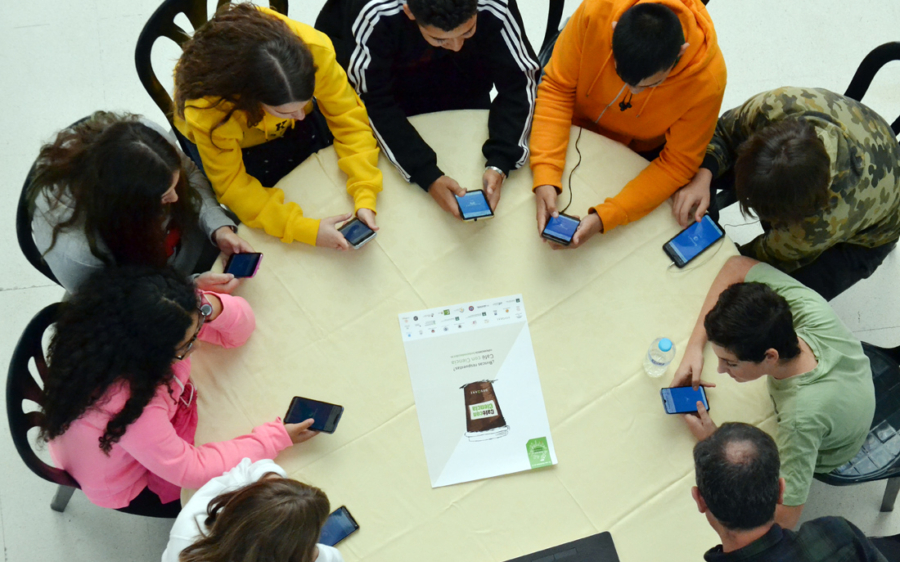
top-left (485, 166), bottom-right (506, 181)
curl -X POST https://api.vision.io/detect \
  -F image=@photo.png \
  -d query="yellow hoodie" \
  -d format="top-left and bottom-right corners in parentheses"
top-left (530, 0), bottom-right (726, 232)
top-left (174, 7), bottom-right (382, 245)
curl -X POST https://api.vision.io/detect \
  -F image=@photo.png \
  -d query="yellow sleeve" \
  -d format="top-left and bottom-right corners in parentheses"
top-left (309, 35), bottom-right (383, 213)
top-left (183, 105), bottom-right (320, 246)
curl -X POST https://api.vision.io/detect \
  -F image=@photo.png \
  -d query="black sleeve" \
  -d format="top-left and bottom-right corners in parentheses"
top-left (481, 0), bottom-right (539, 176)
top-left (345, 4), bottom-right (443, 191)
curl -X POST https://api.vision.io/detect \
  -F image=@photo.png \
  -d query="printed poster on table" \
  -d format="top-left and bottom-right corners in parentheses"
top-left (399, 294), bottom-right (557, 488)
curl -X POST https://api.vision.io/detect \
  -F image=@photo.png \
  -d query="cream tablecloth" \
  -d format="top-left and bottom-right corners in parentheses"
top-left (188, 110), bottom-right (776, 562)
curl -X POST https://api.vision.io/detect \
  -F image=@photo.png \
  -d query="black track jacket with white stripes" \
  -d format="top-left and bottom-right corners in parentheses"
top-left (316, 0), bottom-right (538, 190)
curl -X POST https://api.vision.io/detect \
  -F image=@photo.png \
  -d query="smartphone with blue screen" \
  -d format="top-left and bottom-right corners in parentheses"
top-left (338, 218), bottom-right (376, 249)
top-left (455, 190), bottom-right (494, 221)
top-left (661, 387), bottom-right (710, 414)
top-left (223, 252), bottom-right (263, 278)
top-left (662, 214), bottom-right (725, 267)
top-left (319, 506), bottom-right (359, 546)
top-left (284, 396), bottom-right (344, 433)
top-left (541, 214), bottom-right (581, 245)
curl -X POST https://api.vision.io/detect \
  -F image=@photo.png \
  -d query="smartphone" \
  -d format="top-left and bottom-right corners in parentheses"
top-left (223, 252), bottom-right (263, 278)
top-left (284, 396), bottom-right (344, 433)
top-left (661, 387), bottom-right (710, 414)
top-left (455, 189), bottom-right (494, 221)
top-left (338, 218), bottom-right (377, 249)
top-left (541, 213), bottom-right (581, 245)
top-left (319, 506), bottom-right (359, 546)
top-left (662, 214), bottom-right (725, 267)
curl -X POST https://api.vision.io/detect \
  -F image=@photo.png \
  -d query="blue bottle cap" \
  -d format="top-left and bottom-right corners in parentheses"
top-left (658, 338), bottom-right (673, 352)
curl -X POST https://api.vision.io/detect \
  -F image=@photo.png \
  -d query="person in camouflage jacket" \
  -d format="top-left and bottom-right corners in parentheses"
top-left (671, 87), bottom-right (900, 300)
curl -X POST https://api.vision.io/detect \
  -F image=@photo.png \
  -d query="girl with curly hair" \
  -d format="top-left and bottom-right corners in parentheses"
top-left (163, 459), bottom-right (343, 562)
top-left (174, 3), bottom-right (383, 251)
top-left (41, 267), bottom-right (317, 517)
top-left (30, 111), bottom-right (253, 294)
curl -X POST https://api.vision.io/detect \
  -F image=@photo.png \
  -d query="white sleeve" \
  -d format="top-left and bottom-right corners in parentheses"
top-left (161, 458), bottom-right (287, 562)
top-left (315, 544), bottom-right (346, 562)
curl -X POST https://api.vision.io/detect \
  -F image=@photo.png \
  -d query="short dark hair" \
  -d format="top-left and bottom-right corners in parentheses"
top-left (694, 423), bottom-right (781, 530)
top-left (612, 3), bottom-right (684, 86)
top-left (704, 282), bottom-right (801, 362)
top-left (407, 0), bottom-right (478, 31)
top-left (735, 119), bottom-right (831, 225)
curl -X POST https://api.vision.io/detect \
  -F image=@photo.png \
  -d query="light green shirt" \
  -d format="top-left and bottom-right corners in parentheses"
top-left (746, 263), bottom-right (875, 506)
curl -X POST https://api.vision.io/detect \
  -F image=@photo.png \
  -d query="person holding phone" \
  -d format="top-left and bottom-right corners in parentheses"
top-left (174, 4), bottom-right (383, 250)
top-left (29, 111), bottom-right (253, 294)
top-left (315, 0), bottom-right (538, 219)
top-left (671, 87), bottom-right (900, 301)
top-left (670, 255), bottom-right (874, 530)
top-left (531, 0), bottom-right (726, 248)
top-left (40, 267), bottom-right (317, 517)
top-left (163, 458), bottom-right (342, 562)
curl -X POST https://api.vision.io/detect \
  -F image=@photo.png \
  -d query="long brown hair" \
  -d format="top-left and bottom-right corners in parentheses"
top-left (29, 111), bottom-right (200, 267)
top-left (179, 475), bottom-right (330, 562)
top-left (175, 3), bottom-right (317, 137)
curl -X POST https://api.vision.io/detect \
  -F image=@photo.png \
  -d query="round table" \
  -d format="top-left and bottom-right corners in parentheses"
top-left (189, 110), bottom-right (775, 562)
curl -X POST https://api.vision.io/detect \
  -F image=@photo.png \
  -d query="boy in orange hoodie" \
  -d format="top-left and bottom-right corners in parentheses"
top-left (531, 0), bottom-right (726, 248)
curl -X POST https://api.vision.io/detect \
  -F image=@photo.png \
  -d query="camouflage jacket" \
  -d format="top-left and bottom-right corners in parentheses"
top-left (702, 87), bottom-right (900, 272)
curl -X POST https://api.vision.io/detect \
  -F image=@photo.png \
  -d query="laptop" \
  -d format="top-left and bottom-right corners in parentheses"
top-left (505, 532), bottom-right (619, 562)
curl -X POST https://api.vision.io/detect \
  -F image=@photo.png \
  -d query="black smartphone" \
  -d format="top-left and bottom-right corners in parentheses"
top-left (284, 396), bottom-right (344, 433)
top-left (541, 213), bottom-right (581, 245)
top-left (455, 189), bottom-right (494, 221)
top-left (338, 218), bottom-right (376, 249)
top-left (663, 214), bottom-right (725, 267)
top-left (319, 506), bottom-right (359, 546)
top-left (661, 387), bottom-right (710, 414)
top-left (223, 252), bottom-right (263, 278)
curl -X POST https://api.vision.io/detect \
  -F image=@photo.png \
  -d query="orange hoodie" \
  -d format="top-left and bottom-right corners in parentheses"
top-left (530, 0), bottom-right (726, 232)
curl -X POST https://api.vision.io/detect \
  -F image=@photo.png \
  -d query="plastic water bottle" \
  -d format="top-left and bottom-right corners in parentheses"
top-left (644, 337), bottom-right (676, 378)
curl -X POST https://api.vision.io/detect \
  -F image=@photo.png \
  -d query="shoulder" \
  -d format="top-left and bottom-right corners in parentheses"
top-left (795, 516), bottom-right (871, 548)
top-left (345, 0), bottom-right (405, 34)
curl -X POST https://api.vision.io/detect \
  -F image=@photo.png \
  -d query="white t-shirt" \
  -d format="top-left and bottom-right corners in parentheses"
top-left (161, 458), bottom-right (343, 562)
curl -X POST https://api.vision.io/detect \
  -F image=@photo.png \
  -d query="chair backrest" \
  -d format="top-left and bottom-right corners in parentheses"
top-left (6, 303), bottom-right (79, 489)
top-left (844, 42), bottom-right (900, 136)
top-left (135, 0), bottom-right (289, 126)
top-left (16, 163), bottom-right (60, 285)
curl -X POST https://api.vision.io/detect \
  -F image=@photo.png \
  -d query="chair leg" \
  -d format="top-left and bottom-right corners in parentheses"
top-left (50, 485), bottom-right (76, 512)
top-left (881, 477), bottom-right (900, 512)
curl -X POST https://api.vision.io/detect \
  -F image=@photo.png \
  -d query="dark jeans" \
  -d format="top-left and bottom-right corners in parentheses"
top-left (174, 101), bottom-right (334, 189)
top-left (114, 486), bottom-right (181, 518)
top-left (708, 170), bottom-right (897, 301)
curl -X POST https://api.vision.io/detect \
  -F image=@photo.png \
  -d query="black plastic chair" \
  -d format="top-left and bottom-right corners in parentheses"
top-left (814, 342), bottom-right (900, 511)
top-left (16, 162), bottom-right (59, 286)
top-left (6, 303), bottom-right (79, 512)
top-left (843, 42), bottom-right (900, 136)
top-left (135, 0), bottom-right (289, 126)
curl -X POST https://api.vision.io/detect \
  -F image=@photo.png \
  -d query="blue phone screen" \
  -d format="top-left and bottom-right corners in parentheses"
top-left (668, 215), bottom-right (724, 264)
top-left (456, 191), bottom-right (493, 219)
top-left (320, 507), bottom-right (358, 546)
top-left (662, 387), bottom-right (709, 414)
top-left (543, 215), bottom-right (580, 242)
top-left (224, 253), bottom-right (261, 278)
top-left (340, 220), bottom-right (374, 246)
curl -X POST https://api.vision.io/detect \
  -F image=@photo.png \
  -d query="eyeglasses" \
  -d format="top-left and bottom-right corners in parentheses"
top-left (174, 301), bottom-right (213, 361)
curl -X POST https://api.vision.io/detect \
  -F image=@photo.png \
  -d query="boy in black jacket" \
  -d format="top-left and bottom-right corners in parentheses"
top-left (316, 0), bottom-right (538, 218)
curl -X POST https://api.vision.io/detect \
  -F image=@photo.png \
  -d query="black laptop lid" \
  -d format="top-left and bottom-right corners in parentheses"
top-left (505, 532), bottom-right (619, 562)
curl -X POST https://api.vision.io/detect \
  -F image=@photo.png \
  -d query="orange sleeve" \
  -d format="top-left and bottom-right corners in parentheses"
top-left (529, 1), bottom-right (589, 192)
top-left (593, 87), bottom-right (725, 231)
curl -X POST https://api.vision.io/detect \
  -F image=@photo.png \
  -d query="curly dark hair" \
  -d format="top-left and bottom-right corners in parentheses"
top-left (179, 475), bottom-right (330, 562)
top-left (39, 266), bottom-right (199, 454)
top-left (175, 3), bottom-right (317, 136)
top-left (407, 0), bottom-right (478, 31)
top-left (28, 111), bottom-right (200, 268)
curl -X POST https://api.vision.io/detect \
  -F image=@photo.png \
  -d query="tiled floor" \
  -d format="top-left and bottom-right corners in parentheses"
top-left (1, 0), bottom-right (899, 560)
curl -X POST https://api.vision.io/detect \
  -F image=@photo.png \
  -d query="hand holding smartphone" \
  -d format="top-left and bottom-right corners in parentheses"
top-left (662, 214), bottom-right (725, 267)
top-left (338, 218), bottom-right (377, 249)
top-left (661, 386), bottom-right (710, 414)
top-left (285, 396), bottom-right (344, 433)
top-left (455, 189), bottom-right (494, 221)
top-left (223, 252), bottom-right (263, 278)
top-left (541, 214), bottom-right (581, 246)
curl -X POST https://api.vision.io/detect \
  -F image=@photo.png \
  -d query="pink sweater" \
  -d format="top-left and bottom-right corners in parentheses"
top-left (48, 292), bottom-right (292, 509)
